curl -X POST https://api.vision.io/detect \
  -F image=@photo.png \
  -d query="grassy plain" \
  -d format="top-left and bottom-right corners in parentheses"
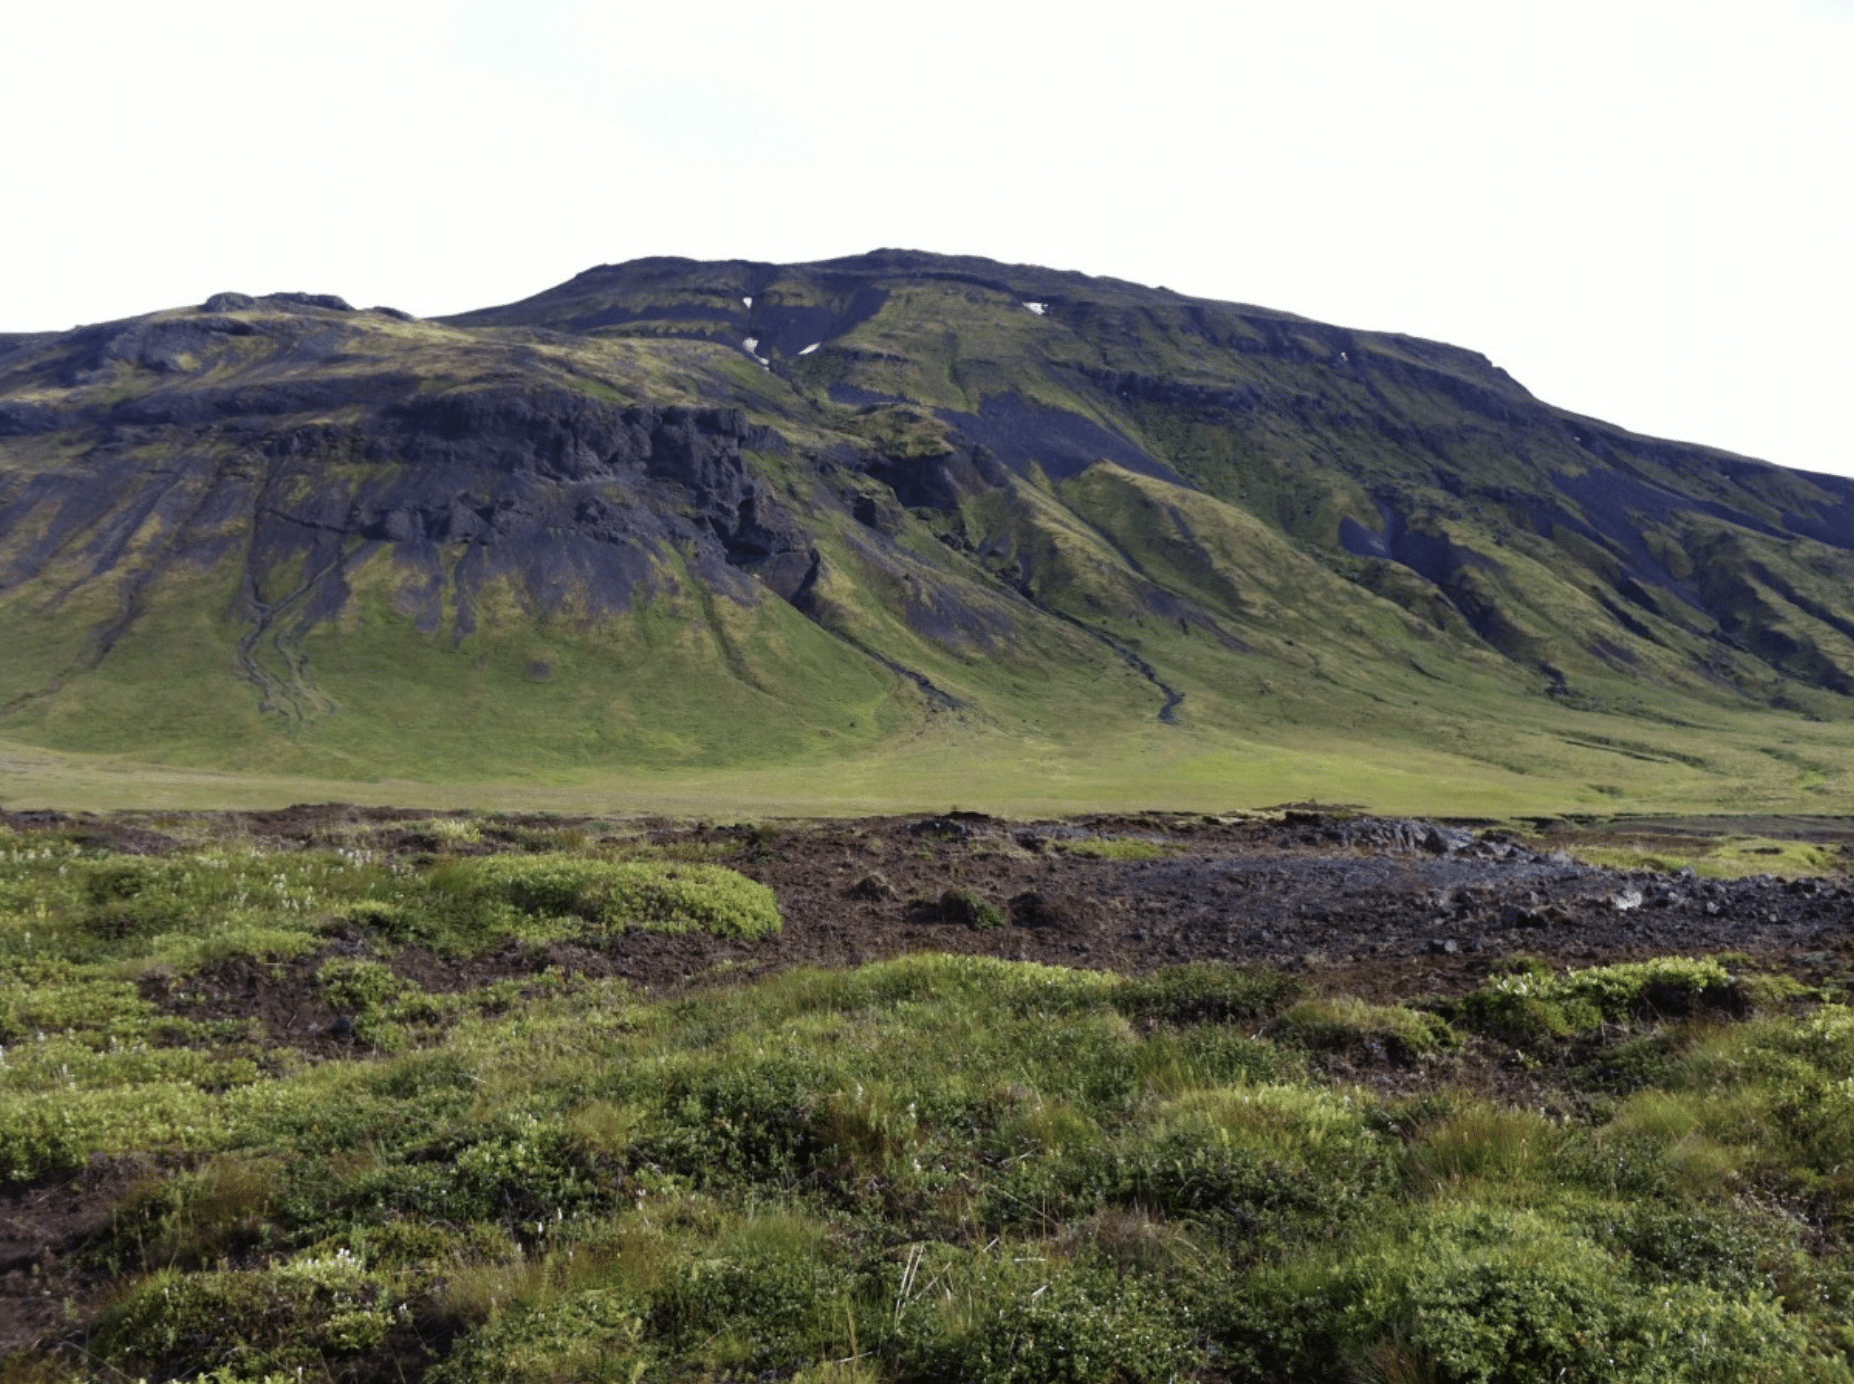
top-left (7, 674), bottom-right (1854, 820)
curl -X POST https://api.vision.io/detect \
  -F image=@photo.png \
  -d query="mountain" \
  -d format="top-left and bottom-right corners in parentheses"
top-left (3, 251), bottom-right (1853, 811)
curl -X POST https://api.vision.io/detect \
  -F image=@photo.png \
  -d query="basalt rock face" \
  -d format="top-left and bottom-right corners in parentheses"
top-left (247, 391), bottom-right (808, 631)
top-left (2, 252), bottom-right (1853, 779)
top-left (0, 361), bottom-right (808, 644)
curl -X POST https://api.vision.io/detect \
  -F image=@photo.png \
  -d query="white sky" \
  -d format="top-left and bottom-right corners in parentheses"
top-left (4, 0), bottom-right (1850, 477)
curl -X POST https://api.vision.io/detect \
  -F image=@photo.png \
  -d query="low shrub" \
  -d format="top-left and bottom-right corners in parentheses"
top-left (266, 1112), bottom-right (625, 1246)
top-left (97, 1249), bottom-right (415, 1380)
top-left (651, 1213), bottom-right (855, 1373)
top-left (1060, 836), bottom-right (1177, 861)
top-left (938, 887), bottom-right (1006, 929)
top-left (0, 967), bottom-right (150, 1042)
top-left (1217, 1201), bottom-right (1845, 1383)
top-left (1113, 962), bottom-right (1304, 1027)
top-left (638, 1052), bottom-right (836, 1186)
top-left (316, 956), bottom-right (413, 1013)
top-left (313, 957), bottom-right (465, 1051)
top-left (995, 1084), bottom-right (1396, 1245)
top-left (449, 1113), bottom-right (627, 1228)
top-left (1460, 956), bottom-right (1743, 1045)
top-left (333, 897), bottom-right (424, 943)
top-left (889, 1248), bottom-right (1194, 1384)
top-left (78, 858), bottom-right (201, 942)
top-left (429, 855), bottom-right (781, 942)
top-left (1402, 1100), bottom-right (1563, 1193)
top-left (1555, 957), bottom-right (1744, 1020)
top-left (22, 850), bottom-right (411, 969)
top-left (0, 1085), bottom-right (222, 1186)
top-left (1274, 995), bottom-right (1459, 1063)
top-left (432, 1282), bottom-right (653, 1384)
top-left (1590, 1198), bottom-right (1801, 1297)
top-left (1766, 1074), bottom-right (1854, 1201)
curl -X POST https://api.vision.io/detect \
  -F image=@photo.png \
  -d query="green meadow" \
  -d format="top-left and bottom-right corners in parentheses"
top-left (7, 673), bottom-right (1854, 819)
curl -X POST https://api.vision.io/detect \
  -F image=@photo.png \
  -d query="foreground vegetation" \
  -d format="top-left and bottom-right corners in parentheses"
top-left (4, 823), bottom-right (1854, 1382)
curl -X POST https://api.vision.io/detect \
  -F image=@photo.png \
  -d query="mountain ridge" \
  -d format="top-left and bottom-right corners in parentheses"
top-left (2, 250), bottom-right (1852, 813)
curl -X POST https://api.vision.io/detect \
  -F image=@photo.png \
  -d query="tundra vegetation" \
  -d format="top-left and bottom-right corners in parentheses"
top-left (3, 815), bottom-right (1854, 1383)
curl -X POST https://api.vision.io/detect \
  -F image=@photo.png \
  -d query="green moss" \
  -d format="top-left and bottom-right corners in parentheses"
top-left (890, 1250), bottom-right (1194, 1384)
top-left (1220, 1201), bottom-right (1847, 1383)
top-left (938, 886), bottom-right (1005, 929)
top-left (1574, 835), bottom-right (1848, 879)
top-left (1112, 962), bottom-right (1305, 1026)
top-left (429, 854), bottom-right (782, 940)
top-left (1274, 995), bottom-right (1459, 1063)
top-left (1060, 836), bottom-right (1179, 861)
top-left (1460, 957), bottom-right (1744, 1044)
top-left (98, 1250), bottom-right (414, 1378)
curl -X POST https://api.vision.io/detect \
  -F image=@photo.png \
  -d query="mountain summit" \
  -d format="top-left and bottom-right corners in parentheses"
top-left (3, 252), bottom-right (1852, 807)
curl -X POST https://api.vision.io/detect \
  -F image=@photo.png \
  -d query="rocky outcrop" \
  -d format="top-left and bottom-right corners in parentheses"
top-left (0, 374), bottom-right (818, 678)
top-left (862, 440), bottom-right (1007, 512)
